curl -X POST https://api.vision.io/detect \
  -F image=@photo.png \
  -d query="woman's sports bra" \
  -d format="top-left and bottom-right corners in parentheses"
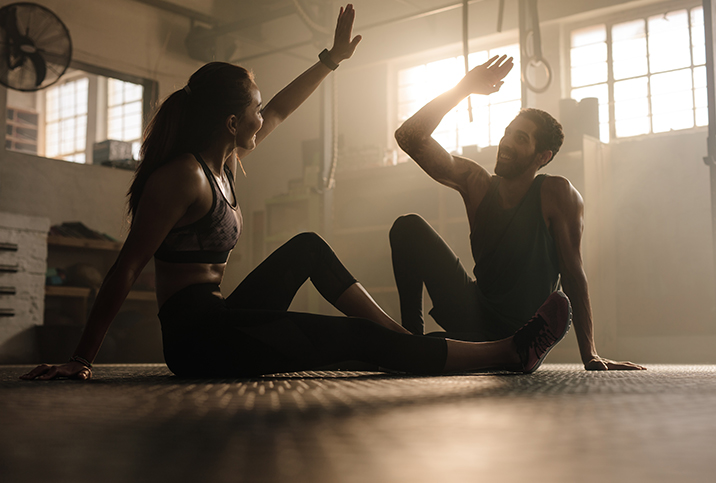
top-left (154, 153), bottom-right (242, 264)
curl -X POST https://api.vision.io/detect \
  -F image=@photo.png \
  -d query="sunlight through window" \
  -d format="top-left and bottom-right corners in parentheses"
top-left (108, 78), bottom-right (144, 160)
top-left (45, 78), bottom-right (89, 163)
top-left (570, 5), bottom-right (705, 142)
top-left (398, 44), bottom-right (520, 155)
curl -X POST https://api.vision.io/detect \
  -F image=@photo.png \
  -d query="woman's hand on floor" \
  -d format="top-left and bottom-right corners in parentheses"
top-left (584, 357), bottom-right (646, 371)
top-left (20, 361), bottom-right (92, 380)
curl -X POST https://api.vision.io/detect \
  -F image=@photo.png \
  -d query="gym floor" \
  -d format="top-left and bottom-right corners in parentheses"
top-left (1, 364), bottom-right (714, 483)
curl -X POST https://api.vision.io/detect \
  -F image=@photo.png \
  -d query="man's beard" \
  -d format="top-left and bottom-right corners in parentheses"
top-left (495, 148), bottom-right (536, 179)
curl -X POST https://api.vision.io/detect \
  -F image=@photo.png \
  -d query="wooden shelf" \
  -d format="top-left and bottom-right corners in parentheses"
top-left (47, 235), bottom-right (123, 251)
top-left (45, 285), bottom-right (91, 298)
top-left (45, 285), bottom-right (155, 301)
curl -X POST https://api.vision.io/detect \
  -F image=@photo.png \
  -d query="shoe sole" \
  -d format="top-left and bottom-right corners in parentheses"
top-left (523, 291), bottom-right (573, 374)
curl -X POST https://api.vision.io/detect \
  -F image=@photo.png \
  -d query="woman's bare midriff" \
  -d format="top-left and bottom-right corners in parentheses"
top-left (154, 259), bottom-right (226, 307)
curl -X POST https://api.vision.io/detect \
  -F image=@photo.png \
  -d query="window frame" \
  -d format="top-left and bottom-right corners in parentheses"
top-left (564, 0), bottom-right (706, 143)
top-left (3, 59), bottom-right (157, 165)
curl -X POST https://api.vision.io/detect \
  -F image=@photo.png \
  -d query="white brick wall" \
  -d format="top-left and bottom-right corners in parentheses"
top-left (0, 212), bottom-right (49, 362)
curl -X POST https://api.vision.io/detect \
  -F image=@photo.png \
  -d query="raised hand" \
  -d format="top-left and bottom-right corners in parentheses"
top-left (20, 361), bottom-right (92, 380)
top-left (328, 4), bottom-right (362, 63)
top-left (459, 55), bottom-right (514, 96)
top-left (585, 356), bottom-right (646, 371)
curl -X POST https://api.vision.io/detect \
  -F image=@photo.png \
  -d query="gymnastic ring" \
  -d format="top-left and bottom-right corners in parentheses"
top-left (522, 57), bottom-right (552, 94)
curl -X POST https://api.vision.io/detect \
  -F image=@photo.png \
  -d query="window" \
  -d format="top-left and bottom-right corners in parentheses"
top-left (570, 5), bottom-right (705, 143)
top-left (107, 78), bottom-right (144, 160)
top-left (45, 77), bottom-right (89, 163)
top-left (5, 64), bottom-right (153, 164)
top-left (397, 44), bottom-right (521, 155)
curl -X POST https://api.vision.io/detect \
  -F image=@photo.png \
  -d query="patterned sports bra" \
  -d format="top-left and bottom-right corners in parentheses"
top-left (154, 153), bottom-right (242, 264)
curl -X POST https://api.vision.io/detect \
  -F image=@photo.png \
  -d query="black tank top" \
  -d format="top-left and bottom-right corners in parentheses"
top-left (470, 174), bottom-right (560, 336)
top-left (154, 153), bottom-right (242, 264)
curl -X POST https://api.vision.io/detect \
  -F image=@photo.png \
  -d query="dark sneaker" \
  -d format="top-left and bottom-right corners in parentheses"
top-left (512, 291), bottom-right (572, 374)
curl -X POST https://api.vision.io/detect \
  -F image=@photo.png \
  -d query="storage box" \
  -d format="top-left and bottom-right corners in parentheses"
top-left (93, 139), bottom-right (132, 163)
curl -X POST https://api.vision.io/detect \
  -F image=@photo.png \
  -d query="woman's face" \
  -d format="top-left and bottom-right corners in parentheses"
top-left (235, 84), bottom-right (263, 151)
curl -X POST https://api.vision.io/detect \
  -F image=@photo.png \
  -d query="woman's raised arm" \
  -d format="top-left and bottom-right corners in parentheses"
top-left (235, 4), bottom-right (361, 160)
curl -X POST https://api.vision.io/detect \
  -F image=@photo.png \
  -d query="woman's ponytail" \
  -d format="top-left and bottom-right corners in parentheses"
top-left (127, 62), bottom-right (254, 222)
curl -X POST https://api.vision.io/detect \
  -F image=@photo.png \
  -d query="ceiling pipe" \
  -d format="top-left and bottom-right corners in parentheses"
top-left (231, 0), bottom-right (489, 64)
top-left (130, 0), bottom-right (218, 26)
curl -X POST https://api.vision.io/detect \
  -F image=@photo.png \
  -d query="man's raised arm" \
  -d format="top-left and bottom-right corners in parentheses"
top-left (394, 55), bottom-right (513, 197)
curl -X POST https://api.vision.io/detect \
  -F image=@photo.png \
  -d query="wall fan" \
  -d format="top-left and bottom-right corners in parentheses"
top-left (0, 2), bottom-right (71, 91)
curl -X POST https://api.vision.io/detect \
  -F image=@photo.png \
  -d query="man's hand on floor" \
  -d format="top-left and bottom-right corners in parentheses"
top-left (585, 357), bottom-right (646, 371)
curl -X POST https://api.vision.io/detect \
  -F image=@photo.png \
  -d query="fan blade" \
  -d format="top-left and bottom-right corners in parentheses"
top-left (0, 6), bottom-right (21, 43)
top-left (26, 51), bottom-right (46, 86)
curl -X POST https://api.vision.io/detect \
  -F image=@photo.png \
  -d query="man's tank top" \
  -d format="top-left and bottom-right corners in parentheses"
top-left (470, 174), bottom-right (560, 337)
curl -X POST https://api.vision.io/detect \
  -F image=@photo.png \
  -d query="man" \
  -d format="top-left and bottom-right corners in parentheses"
top-left (392, 55), bottom-right (643, 370)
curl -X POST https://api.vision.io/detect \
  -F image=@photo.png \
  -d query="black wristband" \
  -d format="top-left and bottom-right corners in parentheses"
top-left (319, 49), bottom-right (339, 71)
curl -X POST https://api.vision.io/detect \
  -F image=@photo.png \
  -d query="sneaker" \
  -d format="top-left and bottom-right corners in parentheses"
top-left (512, 291), bottom-right (572, 374)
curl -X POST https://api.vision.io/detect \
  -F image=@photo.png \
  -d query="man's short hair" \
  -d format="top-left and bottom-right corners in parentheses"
top-left (516, 108), bottom-right (564, 166)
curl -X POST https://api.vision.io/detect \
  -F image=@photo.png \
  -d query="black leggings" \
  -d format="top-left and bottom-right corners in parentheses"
top-left (390, 214), bottom-right (510, 341)
top-left (159, 232), bottom-right (447, 377)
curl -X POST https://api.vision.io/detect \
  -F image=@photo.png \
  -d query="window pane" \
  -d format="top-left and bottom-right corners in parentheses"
top-left (650, 69), bottom-right (692, 95)
top-left (571, 64), bottom-right (608, 88)
top-left (652, 90), bottom-right (693, 116)
top-left (45, 89), bottom-right (59, 122)
top-left (124, 83), bottom-right (143, 103)
top-left (615, 97), bottom-right (649, 121)
top-left (691, 7), bottom-right (706, 65)
top-left (398, 83), bottom-right (424, 104)
top-left (613, 57), bottom-right (648, 80)
top-left (76, 78), bottom-right (88, 114)
top-left (571, 24), bottom-right (606, 48)
top-left (612, 19), bottom-right (645, 42)
top-left (571, 43), bottom-right (607, 67)
top-left (105, 79), bottom-right (144, 150)
top-left (425, 58), bottom-right (461, 95)
top-left (616, 117), bottom-right (650, 137)
top-left (399, 65), bottom-right (424, 87)
top-left (467, 50), bottom-right (489, 69)
top-left (108, 78), bottom-right (124, 106)
top-left (44, 77), bottom-right (89, 161)
top-left (614, 77), bottom-right (648, 101)
top-left (648, 10), bottom-right (691, 73)
top-left (696, 107), bottom-right (708, 126)
top-left (693, 66), bottom-right (707, 88)
top-left (613, 38), bottom-right (647, 79)
top-left (652, 110), bottom-right (694, 133)
top-left (694, 87), bottom-right (707, 109)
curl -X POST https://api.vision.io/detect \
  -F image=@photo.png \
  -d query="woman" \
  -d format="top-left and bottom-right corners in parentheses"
top-left (21, 4), bottom-right (570, 381)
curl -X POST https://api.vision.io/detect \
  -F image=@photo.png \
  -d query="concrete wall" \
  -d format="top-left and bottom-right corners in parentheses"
top-left (1, 0), bottom-right (713, 363)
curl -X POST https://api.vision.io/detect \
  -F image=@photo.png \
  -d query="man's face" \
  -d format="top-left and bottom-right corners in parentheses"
top-left (495, 116), bottom-right (541, 179)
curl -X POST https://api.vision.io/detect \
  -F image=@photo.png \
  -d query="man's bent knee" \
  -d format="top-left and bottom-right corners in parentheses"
top-left (390, 214), bottom-right (428, 243)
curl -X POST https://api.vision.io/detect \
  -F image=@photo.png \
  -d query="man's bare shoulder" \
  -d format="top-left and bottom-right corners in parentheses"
top-left (448, 155), bottom-right (492, 213)
top-left (542, 175), bottom-right (583, 209)
top-left (452, 154), bottom-right (491, 185)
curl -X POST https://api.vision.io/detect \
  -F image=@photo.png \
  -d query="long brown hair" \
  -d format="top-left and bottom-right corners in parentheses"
top-left (128, 62), bottom-right (254, 220)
